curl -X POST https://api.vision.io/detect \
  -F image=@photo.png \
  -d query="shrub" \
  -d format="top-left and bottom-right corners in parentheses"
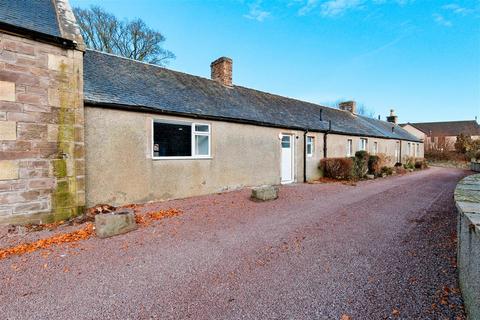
top-left (414, 158), bottom-right (428, 169)
top-left (319, 158), bottom-right (354, 180)
top-left (380, 166), bottom-right (393, 176)
top-left (425, 149), bottom-right (468, 162)
top-left (368, 153), bottom-right (391, 176)
top-left (396, 166), bottom-right (407, 175)
top-left (368, 155), bottom-right (379, 175)
top-left (404, 156), bottom-right (415, 170)
top-left (394, 162), bottom-right (402, 167)
top-left (475, 150), bottom-right (480, 162)
top-left (353, 151), bottom-right (369, 179)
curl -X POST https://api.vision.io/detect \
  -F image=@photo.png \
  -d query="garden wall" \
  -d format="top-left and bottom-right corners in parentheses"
top-left (455, 174), bottom-right (480, 319)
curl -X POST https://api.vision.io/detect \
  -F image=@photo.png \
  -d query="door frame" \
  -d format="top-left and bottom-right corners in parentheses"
top-left (280, 133), bottom-right (295, 184)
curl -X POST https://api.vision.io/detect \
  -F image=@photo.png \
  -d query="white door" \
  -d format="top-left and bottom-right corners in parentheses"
top-left (281, 134), bottom-right (294, 183)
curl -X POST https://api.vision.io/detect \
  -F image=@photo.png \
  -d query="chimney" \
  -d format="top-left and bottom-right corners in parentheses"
top-left (386, 109), bottom-right (398, 124)
top-left (210, 57), bottom-right (232, 86)
top-left (339, 101), bottom-right (356, 113)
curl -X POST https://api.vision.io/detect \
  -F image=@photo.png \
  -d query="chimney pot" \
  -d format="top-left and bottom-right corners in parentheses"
top-left (386, 109), bottom-right (398, 124)
top-left (210, 57), bottom-right (232, 86)
top-left (339, 101), bottom-right (356, 114)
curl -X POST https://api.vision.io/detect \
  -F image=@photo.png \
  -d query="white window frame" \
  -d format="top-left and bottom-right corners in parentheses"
top-left (347, 139), bottom-right (353, 157)
top-left (359, 138), bottom-right (368, 151)
top-left (306, 136), bottom-right (314, 157)
top-left (152, 119), bottom-right (211, 160)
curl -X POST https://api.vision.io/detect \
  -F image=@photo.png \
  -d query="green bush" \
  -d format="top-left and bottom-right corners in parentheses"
top-left (404, 156), bottom-right (415, 169)
top-left (353, 151), bottom-right (369, 179)
top-left (319, 158), bottom-right (354, 180)
top-left (380, 166), bottom-right (393, 176)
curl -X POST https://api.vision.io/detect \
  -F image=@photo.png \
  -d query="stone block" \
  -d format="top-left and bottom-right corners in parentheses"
top-left (0, 81), bottom-right (15, 102)
top-left (0, 160), bottom-right (19, 180)
top-left (95, 209), bottom-right (138, 238)
top-left (366, 174), bottom-right (375, 180)
top-left (47, 54), bottom-right (70, 72)
top-left (251, 185), bottom-right (279, 201)
top-left (0, 121), bottom-right (16, 140)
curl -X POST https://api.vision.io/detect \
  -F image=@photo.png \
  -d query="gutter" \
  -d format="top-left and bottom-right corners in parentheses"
top-left (0, 22), bottom-right (76, 50)
top-left (84, 100), bottom-right (423, 143)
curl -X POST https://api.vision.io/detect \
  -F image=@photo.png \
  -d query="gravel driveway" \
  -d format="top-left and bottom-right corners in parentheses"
top-left (0, 167), bottom-right (469, 319)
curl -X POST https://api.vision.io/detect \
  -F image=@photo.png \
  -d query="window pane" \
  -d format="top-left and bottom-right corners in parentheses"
top-left (281, 136), bottom-right (290, 148)
top-left (195, 124), bottom-right (209, 132)
top-left (154, 122), bottom-right (192, 157)
top-left (195, 135), bottom-right (209, 156)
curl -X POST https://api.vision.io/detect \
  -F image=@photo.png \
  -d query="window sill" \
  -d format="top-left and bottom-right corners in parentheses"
top-left (152, 156), bottom-right (212, 160)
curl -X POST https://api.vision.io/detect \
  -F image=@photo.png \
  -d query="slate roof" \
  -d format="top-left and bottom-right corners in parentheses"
top-left (84, 49), bottom-right (421, 142)
top-left (0, 0), bottom-right (61, 38)
top-left (401, 121), bottom-right (480, 137)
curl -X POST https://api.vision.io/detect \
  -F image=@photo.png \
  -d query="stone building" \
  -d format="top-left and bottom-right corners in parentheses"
top-left (401, 121), bottom-right (480, 151)
top-left (0, 0), bottom-right (423, 224)
top-left (0, 0), bottom-right (85, 224)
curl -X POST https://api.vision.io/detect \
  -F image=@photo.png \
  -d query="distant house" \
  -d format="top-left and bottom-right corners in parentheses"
top-left (0, 0), bottom-right (423, 225)
top-left (400, 121), bottom-right (480, 151)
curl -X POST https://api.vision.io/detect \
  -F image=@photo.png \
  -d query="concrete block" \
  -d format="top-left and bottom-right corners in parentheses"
top-left (251, 185), bottom-right (279, 201)
top-left (95, 209), bottom-right (137, 238)
top-left (366, 174), bottom-right (375, 180)
top-left (0, 121), bottom-right (17, 140)
top-left (0, 161), bottom-right (19, 180)
top-left (0, 81), bottom-right (15, 102)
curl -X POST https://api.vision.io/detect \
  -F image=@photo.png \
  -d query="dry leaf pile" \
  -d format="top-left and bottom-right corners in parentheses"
top-left (0, 223), bottom-right (94, 260)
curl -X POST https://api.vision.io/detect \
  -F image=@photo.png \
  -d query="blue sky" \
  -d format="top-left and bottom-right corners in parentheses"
top-left (71, 0), bottom-right (480, 123)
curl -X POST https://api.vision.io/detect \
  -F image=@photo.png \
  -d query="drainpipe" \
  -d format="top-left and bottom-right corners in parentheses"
top-left (323, 120), bottom-right (331, 158)
top-left (399, 140), bottom-right (402, 163)
top-left (303, 130), bottom-right (308, 183)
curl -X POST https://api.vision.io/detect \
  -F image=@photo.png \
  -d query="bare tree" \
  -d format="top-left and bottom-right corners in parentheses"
top-left (323, 99), bottom-right (376, 118)
top-left (73, 6), bottom-right (175, 65)
top-left (356, 103), bottom-right (376, 118)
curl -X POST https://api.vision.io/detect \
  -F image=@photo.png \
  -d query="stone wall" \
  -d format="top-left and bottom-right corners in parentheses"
top-left (455, 174), bottom-right (480, 319)
top-left (471, 161), bottom-right (480, 172)
top-left (0, 33), bottom-right (85, 224)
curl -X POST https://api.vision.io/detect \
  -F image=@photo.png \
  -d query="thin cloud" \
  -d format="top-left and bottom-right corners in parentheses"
top-left (244, 3), bottom-right (271, 22)
top-left (433, 13), bottom-right (453, 27)
top-left (442, 3), bottom-right (473, 16)
top-left (298, 0), bottom-right (319, 16)
top-left (320, 0), bottom-right (364, 17)
top-left (297, 0), bottom-right (415, 17)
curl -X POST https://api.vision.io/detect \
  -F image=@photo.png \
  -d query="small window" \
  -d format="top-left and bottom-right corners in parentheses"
top-left (153, 119), bottom-right (211, 158)
top-left (372, 142), bottom-right (378, 155)
top-left (306, 136), bottom-right (314, 157)
top-left (281, 135), bottom-right (291, 148)
top-left (347, 139), bottom-right (353, 157)
top-left (359, 138), bottom-right (368, 151)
